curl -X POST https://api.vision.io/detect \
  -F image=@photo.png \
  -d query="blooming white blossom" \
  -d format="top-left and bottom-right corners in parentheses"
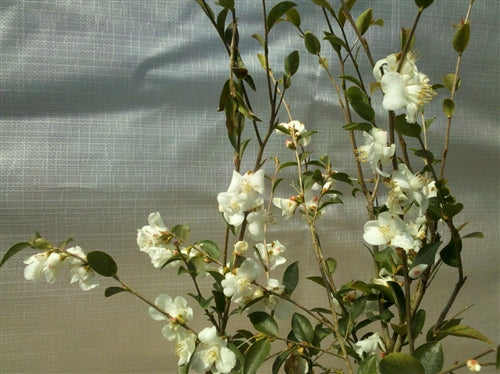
top-left (276, 120), bottom-right (311, 147)
top-left (363, 212), bottom-right (417, 252)
top-left (149, 294), bottom-right (196, 366)
top-left (246, 207), bottom-right (268, 241)
top-left (386, 164), bottom-right (428, 215)
top-left (191, 326), bottom-right (236, 374)
top-left (137, 212), bottom-right (180, 268)
top-left (357, 128), bottom-right (395, 177)
top-left (221, 258), bottom-right (261, 305)
top-left (255, 240), bottom-right (287, 271)
top-left (423, 180), bottom-right (438, 198)
top-left (272, 196), bottom-right (299, 219)
top-left (354, 332), bottom-right (385, 357)
top-left (23, 252), bottom-right (51, 283)
top-left (217, 170), bottom-right (265, 227)
top-left (373, 52), bottom-right (436, 123)
top-left (66, 246), bottom-right (99, 291)
top-left (265, 278), bottom-right (292, 319)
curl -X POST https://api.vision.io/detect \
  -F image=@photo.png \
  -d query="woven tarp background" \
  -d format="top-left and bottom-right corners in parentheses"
top-left (1, 1), bottom-right (498, 373)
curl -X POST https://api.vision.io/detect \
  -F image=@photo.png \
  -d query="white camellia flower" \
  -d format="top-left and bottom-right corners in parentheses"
top-left (149, 294), bottom-right (195, 366)
top-left (233, 240), bottom-right (249, 256)
top-left (354, 332), bottom-right (385, 357)
top-left (276, 120), bottom-right (311, 147)
top-left (191, 326), bottom-right (236, 374)
top-left (265, 278), bottom-right (292, 319)
top-left (273, 196), bottom-right (299, 219)
top-left (357, 128), bottom-right (396, 177)
top-left (217, 169), bottom-right (265, 227)
top-left (246, 207), bottom-right (268, 241)
top-left (221, 258), bottom-right (261, 305)
top-left (386, 163), bottom-right (428, 215)
top-left (66, 246), bottom-right (99, 291)
top-left (255, 240), bottom-right (287, 270)
top-left (363, 211), bottom-right (417, 252)
top-left (137, 212), bottom-right (180, 268)
top-left (23, 252), bottom-right (49, 283)
top-left (374, 52), bottom-right (436, 123)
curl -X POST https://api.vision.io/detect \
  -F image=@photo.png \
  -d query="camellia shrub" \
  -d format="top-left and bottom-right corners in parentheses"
top-left (1, 1), bottom-right (498, 373)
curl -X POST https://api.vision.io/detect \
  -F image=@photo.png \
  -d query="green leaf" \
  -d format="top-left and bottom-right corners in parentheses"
top-left (436, 324), bottom-right (493, 345)
top-left (104, 286), bottom-right (128, 297)
top-left (440, 240), bottom-right (459, 268)
top-left (379, 353), bottom-right (425, 374)
top-left (394, 114), bottom-right (421, 137)
top-left (358, 355), bottom-right (377, 374)
top-left (414, 342), bottom-right (443, 374)
top-left (283, 261), bottom-right (299, 295)
top-left (0, 242), bottom-right (31, 267)
top-left (194, 0), bottom-right (215, 21)
top-left (462, 231), bottom-right (484, 239)
top-left (324, 32), bottom-right (347, 54)
top-left (338, 0), bottom-right (356, 28)
top-left (414, 149), bottom-right (435, 164)
top-left (343, 122), bottom-right (373, 132)
top-left (414, 0), bottom-right (434, 9)
top-left (304, 31), bottom-right (321, 54)
top-left (356, 8), bottom-right (373, 36)
top-left (244, 339), bottom-right (270, 374)
top-left (326, 257), bottom-right (337, 274)
top-left (172, 224), bottom-right (190, 241)
top-left (285, 8), bottom-right (301, 28)
top-left (248, 311), bottom-right (279, 336)
top-left (217, 0), bottom-right (234, 10)
top-left (350, 100), bottom-right (375, 122)
top-left (292, 313), bottom-right (314, 343)
top-left (272, 349), bottom-right (292, 374)
top-left (267, 1), bottom-right (297, 31)
top-left (496, 345), bottom-right (500, 369)
top-left (411, 241), bottom-right (441, 268)
top-left (442, 98), bottom-right (455, 118)
top-left (331, 171), bottom-right (353, 185)
top-left (388, 281), bottom-right (406, 321)
top-left (199, 240), bottom-right (220, 260)
top-left (216, 8), bottom-right (229, 38)
top-left (453, 22), bottom-right (470, 53)
top-left (411, 309), bottom-right (426, 338)
top-left (348, 296), bottom-right (366, 322)
top-left (311, 0), bottom-right (335, 16)
top-left (252, 33), bottom-right (265, 48)
top-left (442, 73), bottom-right (461, 92)
top-left (87, 251), bottom-right (118, 277)
top-left (284, 50), bottom-right (300, 76)
top-left (188, 293), bottom-right (212, 309)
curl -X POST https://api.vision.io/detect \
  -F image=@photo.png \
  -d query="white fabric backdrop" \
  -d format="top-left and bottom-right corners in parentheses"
top-left (0, 1), bottom-right (498, 373)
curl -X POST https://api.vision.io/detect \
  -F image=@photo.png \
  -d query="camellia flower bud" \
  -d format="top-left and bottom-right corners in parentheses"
top-left (466, 359), bottom-right (481, 372)
top-left (233, 240), bottom-right (249, 256)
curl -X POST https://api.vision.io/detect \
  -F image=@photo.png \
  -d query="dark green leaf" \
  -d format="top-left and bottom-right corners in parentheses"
top-left (217, 0), bottom-right (234, 9)
top-left (307, 275), bottom-right (328, 289)
top-left (267, 1), bottom-right (297, 31)
top-left (332, 172), bottom-right (353, 185)
top-left (414, 342), bottom-right (443, 374)
top-left (87, 251), bottom-right (118, 277)
top-left (338, 0), bottom-right (356, 28)
top-left (379, 353), bottom-right (425, 374)
top-left (351, 100), bottom-right (375, 122)
top-left (395, 114), bottom-right (421, 137)
top-left (216, 7), bottom-right (229, 38)
top-left (412, 241), bottom-right (441, 268)
top-left (358, 355), bottom-right (377, 374)
top-left (244, 339), bottom-right (271, 374)
top-left (272, 349), bottom-right (292, 374)
top-left (292, 313), bottom-right (314, 343)
top-left (248, 311), bottom-right (279, 336)
top-left (356, 8), bottom-right (373, 36)
top-left (104, 287), bottom-right (127, 297)
top-left (346, 86), bottom-right (366, 102)
top-left (414, 0), bottom-right (434, 9)
top-left (188, 293), bottom-right (213, 309)
top-left (453, 22), bottom-right (470, 53)
top-left (0, 242), bottom-right (31, 267)
top-left (439, 239), bottom-right (461, 267)
top-left (304, 31), bottom-right (321, 54)
top-left (388, 281), bottom-right (406, 321)
top-left (411, 309), bottom-right (426, 338)
top-left (414, 149), bottom-right (435, 164)
top-left (324, 32), bottom-right (346, 53)
top-left (199, 240), bottom-right (220, 260)
top-left (348, 296), bottom-right (366, 322)
top-left (443, 202), bottom-right (463, 219)
top-left (283, 261), bottom-right (299, 295)
top-left (340, 75), bottom-right (363, 89)
top-left (285, 50), bottom-right (300, 76)
top-left (442, 98), bottom-right (455, 118)
top-left (194, 0), bottom-right (215, 21)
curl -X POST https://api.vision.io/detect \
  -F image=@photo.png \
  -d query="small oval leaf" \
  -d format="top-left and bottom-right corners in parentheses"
top-left (105, 286), bottom-right (128, 297)
top-left (0, 242), bottom-right (31, 267)
top-left (304, 31), bottom-right (321, 54)
top-left (453, 22), bottom-right (470, 53)
top-left (248, 311), bottom-right (279, 336)
top-left (379, 352), bottom-right (425, 374)
top-left (87, 251), bottom-right (118, 277)
top-left (267, 1), bottom-right (297, 31)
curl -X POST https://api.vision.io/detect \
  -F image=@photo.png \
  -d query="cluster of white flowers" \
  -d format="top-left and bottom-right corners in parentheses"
top-left (217, 169), bottom-right (267, 241)
top-left (149, 295), bottom-right (236, 373)
top-left (373, 52), bottom-right (436, 123)
top-left (276, 120), bottom-right (311, 147)
top-left (23, 246), bottom-right (98, 291)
